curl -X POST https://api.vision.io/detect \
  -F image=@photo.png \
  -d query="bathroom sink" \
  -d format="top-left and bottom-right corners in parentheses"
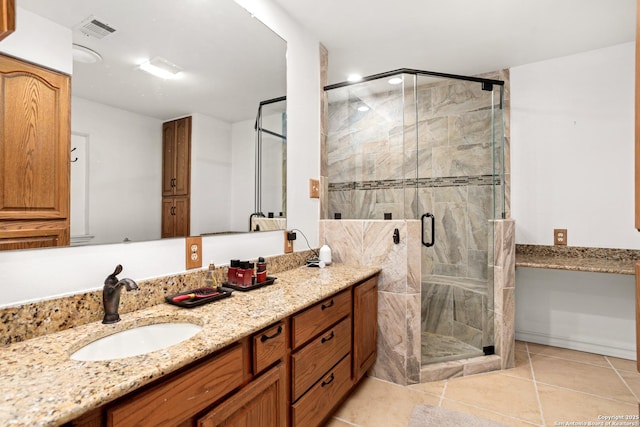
top-left (70, 322), bottom-right (202, 361)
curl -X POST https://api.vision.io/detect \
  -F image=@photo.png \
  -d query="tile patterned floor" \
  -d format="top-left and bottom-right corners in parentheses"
top-left (326, 341), bottom-right (640, 427)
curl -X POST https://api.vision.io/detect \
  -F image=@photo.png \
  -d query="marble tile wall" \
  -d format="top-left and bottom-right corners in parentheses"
top-left (320, 219), bottom-right (422, 385)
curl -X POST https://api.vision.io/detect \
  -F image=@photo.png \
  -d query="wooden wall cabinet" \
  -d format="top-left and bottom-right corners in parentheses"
top-left (161, 116), bottom-right (191, 237)
top-left (0, 0), bottom-right (14, 42)
top-left (161, 196), bottom-right (190, 238)
top-left (0, 54), bottom-right (70, 250)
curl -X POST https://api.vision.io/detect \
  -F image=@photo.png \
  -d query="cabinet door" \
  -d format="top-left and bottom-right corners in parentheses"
top-left (173, 116), bottom-right (191, 196)
top-left (162, 120), bottom-right (176, 196)
top-left (161, 117), bottom-right (191, 197)
top-left (198, 363), bottom-right (287, 427)
top-left (353, 275), bottom-right (378, 382)
top-left (0, 54), bottom-right (70, 222)
top-left (161, 197), bottom-right (190, 238)
top-left (0, 0), bottom-right (14, 42)
top-left (174, 196), bottom-right (190, 237)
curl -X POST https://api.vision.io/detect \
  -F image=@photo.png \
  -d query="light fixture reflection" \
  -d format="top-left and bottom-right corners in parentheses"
top-left (357, 105), bottom-right (370, 112)
top-left (388, 77), bottom-right (403, 85)
top-left (138, 57), bottom-right (183, 79)
top-left (347, 74), bottom-right (363, 82)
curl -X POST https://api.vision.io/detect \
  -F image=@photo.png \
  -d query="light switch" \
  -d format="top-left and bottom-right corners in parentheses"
top-left (309, 179), bottom-right (320, 199)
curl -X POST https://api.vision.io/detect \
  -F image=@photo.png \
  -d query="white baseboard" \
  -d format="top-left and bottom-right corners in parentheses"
top-left (515, 330), bottom-right (636, 361)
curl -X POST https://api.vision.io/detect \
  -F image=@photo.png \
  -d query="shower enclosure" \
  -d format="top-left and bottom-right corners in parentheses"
top-left (251, 96), bottom-right (287, 231)
top-left (325, 69), bottom-right (505, 366)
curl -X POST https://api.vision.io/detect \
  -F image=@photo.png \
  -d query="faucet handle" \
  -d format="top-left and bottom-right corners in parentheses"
top-left (105, 264), bottom-right (124, 285)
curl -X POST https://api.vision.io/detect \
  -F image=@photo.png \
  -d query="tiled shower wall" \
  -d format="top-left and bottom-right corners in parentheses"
top-left (319, 218), bottom-right (515, 384)
top-left (320, 219), bottom-right (422, 385)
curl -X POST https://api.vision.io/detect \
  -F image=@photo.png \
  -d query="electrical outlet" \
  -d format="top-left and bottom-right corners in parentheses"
top-left (186, 236), bottom-right (203, 269)
top-left (554, 229), bottom-right (567, 246)
top-left (309, 178), bottom-right (320, 199)
top-left (284, 230), bottom-right (294, 253)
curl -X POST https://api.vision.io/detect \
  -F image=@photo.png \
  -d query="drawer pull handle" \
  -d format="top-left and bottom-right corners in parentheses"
top-left (321, 373), bottom-right (335, 387)
top-left (321, 331), bottom-right (335, 343)
top-left (260, 325), bottom-right (283, 342)
top-left (321, 299), bottom-right (335, 310)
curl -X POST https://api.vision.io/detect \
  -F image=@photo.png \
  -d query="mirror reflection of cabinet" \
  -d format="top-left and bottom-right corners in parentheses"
top-left (0, 54), bottom-right (70, 250)
top-left (161, 116), bottom-right (191, 238)
top-left (0, 0), bottom-right (14, 42)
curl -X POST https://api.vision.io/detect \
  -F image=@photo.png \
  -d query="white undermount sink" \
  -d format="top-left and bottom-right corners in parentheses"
top-left (70, 322), bottom-right (202, 361)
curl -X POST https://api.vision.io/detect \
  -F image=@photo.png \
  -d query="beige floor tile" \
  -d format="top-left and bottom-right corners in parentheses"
top-left (532, 355), bottom-right (636, 403)
top-left (443, 372), bottom-right (542, 424)
top-left (515, 340), bottom-right (528, 353)
top-left (608, 356), bottom-right (639, 372)
top-left (407, 379), bottom-right (447, 397)
top-left (332, 376), bottom-right (440, 427)
top-left (325, 418), bottom-right (359, 427)
top-left (502, 351), bottom-right (533, 380)
top-left (441, 399), bottom-right (542, 427)
top-left (527, 343), bottom-right (609, 367)
top-left (617, 369), bottom-right (640, 402)
top-left (537, 383), bottom-right (638, 426)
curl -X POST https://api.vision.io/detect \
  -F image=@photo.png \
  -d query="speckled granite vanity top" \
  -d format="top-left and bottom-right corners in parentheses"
top-left (0, 263), bottom-right (380, 427)
top-left (515, 244), bottom-right (640, 275)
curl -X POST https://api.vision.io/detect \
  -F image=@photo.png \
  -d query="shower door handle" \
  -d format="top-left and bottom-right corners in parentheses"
top-left (421, 213), bottom-right (435, 247)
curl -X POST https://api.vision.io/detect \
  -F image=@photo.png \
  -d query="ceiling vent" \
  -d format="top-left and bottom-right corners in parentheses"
top-left (74, 15), bottom-right (116, 39)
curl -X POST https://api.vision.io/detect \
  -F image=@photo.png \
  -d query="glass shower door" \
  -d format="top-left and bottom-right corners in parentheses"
top-left (416, 75), bottom-right (503, 364)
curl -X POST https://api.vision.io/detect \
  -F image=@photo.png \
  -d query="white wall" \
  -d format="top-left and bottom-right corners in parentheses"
top-left (72, 97), bottom-right (162, 244)
top-left (0, 7), bottom-right (71, 74)
top-left (511, 42), bottom-right (637, 358)
top-left (0, 0), bottom-right (321, 307)
top-left (511, 42), bottom-right (636, 249)
top-left (190, 113), bottom-right (234, 234)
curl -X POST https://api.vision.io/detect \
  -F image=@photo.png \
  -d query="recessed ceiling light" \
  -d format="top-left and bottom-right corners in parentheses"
top-left (72, 44), bottom-right (102, 63)
top-left (357, 105), bottom-right (370, 112)
top-left (388, 77), bottom-right (403, 85)
top-left (347, 74), bottom-right (362, 83)
top-left (138, 57), bottom-right (183, 79)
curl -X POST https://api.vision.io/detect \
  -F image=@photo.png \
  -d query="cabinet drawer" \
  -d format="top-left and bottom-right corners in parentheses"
top-left (107, 344), bottom-right (244, 426)
top-left (292, 290), bottom-right (351, 349)
top-left (291, 355), bottom-right (352, 427)
top-left (291, 316), bottom-right (351, 401)
top-left (253, 321), bottom-right (286, 374)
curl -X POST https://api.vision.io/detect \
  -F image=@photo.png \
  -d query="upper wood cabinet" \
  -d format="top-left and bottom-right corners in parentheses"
top-left (0, 54), bottom-right (70, 249)
top-left (162, 117), bottom-right (191, 197)
top-left (0, 0), bottom-right (14, 42)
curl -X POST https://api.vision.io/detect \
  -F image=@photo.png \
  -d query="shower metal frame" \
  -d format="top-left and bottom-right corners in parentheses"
top-left (252, 95), bottom-right (287, 230)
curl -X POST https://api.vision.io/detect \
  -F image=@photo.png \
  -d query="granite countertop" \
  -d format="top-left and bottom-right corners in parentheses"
top-left (515, 244), bottom-right (640, 275)
top-left (0, 263), bottom-right (380, 427)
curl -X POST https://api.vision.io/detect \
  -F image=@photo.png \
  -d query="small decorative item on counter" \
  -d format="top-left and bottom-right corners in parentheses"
top-left (256, 256), bottom-right (267, 283)
top-left (228, 259), bottom-right (240, 285)
top-left (204, 261), bottom-right (216, 287)
top-left (319, 244), bottom-right (332, 265)
top-left (245, 262), bottom-right (255, 286)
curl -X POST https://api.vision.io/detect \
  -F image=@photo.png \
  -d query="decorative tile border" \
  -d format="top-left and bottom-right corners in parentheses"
top-left (328, 175), bottom-right (501, 192)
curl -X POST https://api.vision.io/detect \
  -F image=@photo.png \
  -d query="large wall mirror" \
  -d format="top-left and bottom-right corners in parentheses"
top-left (15, 0), bottom-right (287, 247)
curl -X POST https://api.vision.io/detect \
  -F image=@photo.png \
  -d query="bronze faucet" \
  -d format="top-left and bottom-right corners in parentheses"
top-left (102, 264), bottom-right (138, 324)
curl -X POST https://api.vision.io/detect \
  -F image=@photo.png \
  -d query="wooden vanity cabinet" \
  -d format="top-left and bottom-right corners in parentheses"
top-left (353, 275), bottom-right (378, 382)
top-left (0, 54), bottom-right (70, 250)
top-left (66, 274), bottom-right (379, 427)
top-left (161, 116), bottom-right (191, 238)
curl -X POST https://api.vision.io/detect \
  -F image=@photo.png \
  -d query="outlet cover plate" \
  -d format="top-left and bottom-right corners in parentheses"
top-left (309, 179), bottom-right (320, 199)
top-left (186, 236), bottom-right (203, 269)
top-left (284, 230), bottom-right (293, 253)
top-left (554, 229), bottom-right (567, 246)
